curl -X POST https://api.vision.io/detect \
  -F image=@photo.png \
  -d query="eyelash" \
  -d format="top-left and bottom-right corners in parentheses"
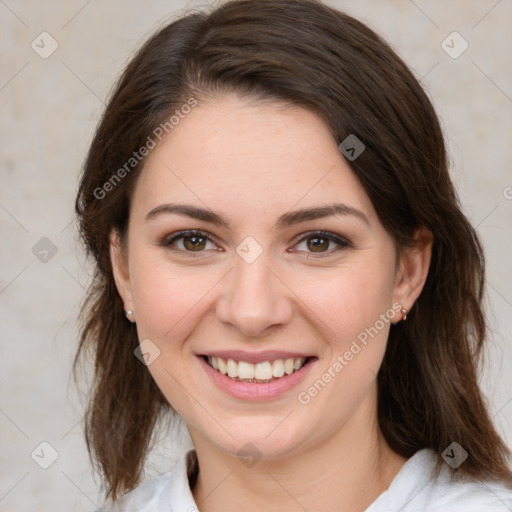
top-left (161, 229), bottom-right (351, 258)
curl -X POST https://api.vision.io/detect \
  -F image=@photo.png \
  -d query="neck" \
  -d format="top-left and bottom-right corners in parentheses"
top-left (190, 396), bottom-right (407, 511)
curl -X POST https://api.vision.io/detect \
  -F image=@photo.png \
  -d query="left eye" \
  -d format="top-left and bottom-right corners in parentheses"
top-left (292, 231), bottom-right (350, 256)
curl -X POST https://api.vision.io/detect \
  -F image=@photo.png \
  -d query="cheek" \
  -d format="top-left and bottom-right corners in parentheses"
top-left (294, 268), bottom-right (395, 424)
top-left (127, 252), bottom-right (214, 414)
top-left (128, 246), bottom-right (213, 340)
top-left (299, 261), bottom-right (396, 345)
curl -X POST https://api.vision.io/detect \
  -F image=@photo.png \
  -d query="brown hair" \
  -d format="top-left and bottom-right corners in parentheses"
top-left (74, 0), bottom-right (512, 500)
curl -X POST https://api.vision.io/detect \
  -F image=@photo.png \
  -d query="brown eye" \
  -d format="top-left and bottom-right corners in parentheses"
top-left (183, 235), bottom-right (207, 251)
top-left (307, 236), bottom-right (330, 252)
top-left (293, 231), bottom-right (351, 257)
top-left (163, 230), bottom-right (216, 254)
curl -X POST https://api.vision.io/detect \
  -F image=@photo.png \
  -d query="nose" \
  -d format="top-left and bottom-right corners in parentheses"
top-left (215, 251), bottom-right (294, 338)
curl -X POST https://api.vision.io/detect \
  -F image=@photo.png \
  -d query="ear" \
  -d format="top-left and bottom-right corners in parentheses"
top-left (110, 228), bottom-right (135, 314)
top-left (392, 226), bottom-right (433, 313)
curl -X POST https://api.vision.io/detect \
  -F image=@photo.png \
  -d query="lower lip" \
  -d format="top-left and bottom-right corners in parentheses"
top-left (198, 356), bottom-right (316, 401)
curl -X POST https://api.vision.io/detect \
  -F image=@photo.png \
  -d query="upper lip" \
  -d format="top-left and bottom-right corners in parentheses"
top-left (198, 350), bottom-right (314, 364)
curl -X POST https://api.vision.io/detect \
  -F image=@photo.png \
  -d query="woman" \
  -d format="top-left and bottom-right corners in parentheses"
top-left (75, 0), bottom-right (512, 510)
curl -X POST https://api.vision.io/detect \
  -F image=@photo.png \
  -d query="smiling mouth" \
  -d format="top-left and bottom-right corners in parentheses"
top-left (202, 355), bottom-right (313, 383)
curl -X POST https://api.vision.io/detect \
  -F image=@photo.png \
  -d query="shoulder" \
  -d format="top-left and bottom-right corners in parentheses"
top-left (367, 449), bottom-right (512, 512)
top-left (97, 450), bottom-right (198, 512)
top-left (99, 472), bottom-right (174, 512)
top-left (430, 477), bottom-right (512, 511)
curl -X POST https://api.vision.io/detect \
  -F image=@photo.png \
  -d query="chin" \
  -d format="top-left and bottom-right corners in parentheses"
top-left (198, 414), bottom-right (312, 461)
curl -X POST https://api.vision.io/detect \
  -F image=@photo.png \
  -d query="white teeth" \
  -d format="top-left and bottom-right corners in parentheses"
top-left (217, 357), bottom-right (227, 375)
top-left (255, 361), bottom-right (273, 380)
top-left (293, 358), bottom-right (304, 370)
top-left (227, 359), bottom-right (238, 378)
top-left (207, 356), bottom-right (307, 381)
top-left (284, 358), bottom-right (295, 375)
top-left (272, 359), bottom-right (285, 378)
top-left (238, 361), bottom-right (255, 379)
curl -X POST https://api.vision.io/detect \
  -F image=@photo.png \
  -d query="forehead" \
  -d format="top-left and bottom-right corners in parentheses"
top-left (131, 94), bottom-right (375, 225)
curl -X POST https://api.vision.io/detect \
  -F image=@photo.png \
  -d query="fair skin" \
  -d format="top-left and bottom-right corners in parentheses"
top-left (111, 94), bottom-right (432, 511)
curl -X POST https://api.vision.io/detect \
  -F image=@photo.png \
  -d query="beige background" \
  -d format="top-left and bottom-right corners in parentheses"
top-left (1, 0), bottom-right (511, 510)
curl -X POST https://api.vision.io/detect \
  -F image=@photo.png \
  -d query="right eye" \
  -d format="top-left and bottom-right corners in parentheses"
top-left (162, 230), bottom-right (219, 255)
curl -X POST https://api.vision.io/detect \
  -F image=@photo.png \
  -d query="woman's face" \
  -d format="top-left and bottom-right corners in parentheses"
top-left (111, 94), bottom-right (426, 460)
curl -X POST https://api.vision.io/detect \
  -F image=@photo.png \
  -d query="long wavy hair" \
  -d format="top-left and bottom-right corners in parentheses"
top-left (74, 0), bottom-right (512, 500)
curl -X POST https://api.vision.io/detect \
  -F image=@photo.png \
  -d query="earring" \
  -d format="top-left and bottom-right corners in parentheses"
top-left (124, 310), bottom-right (133, 318)
top-left (401, 308), bottom-right (408, 321)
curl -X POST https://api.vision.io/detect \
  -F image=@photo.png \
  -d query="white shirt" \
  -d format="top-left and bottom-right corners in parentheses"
top-left (101, 448), bottom-right (512, 511)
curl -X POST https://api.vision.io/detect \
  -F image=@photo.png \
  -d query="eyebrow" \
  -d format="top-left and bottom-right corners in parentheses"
top-left (145, 202), bottom-right (370, 229)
